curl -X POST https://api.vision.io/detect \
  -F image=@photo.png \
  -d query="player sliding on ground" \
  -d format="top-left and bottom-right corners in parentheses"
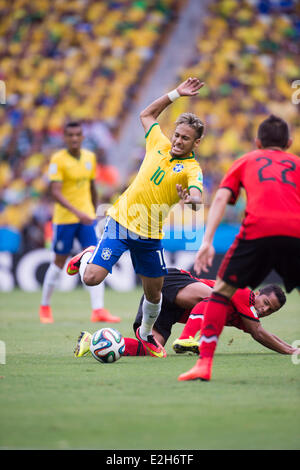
top-left (73, 268), bottom-right (298, 358)
top-left (67, 77), bottom-right (205, 358)
top-left (178, 115), bottom-right (300, 382)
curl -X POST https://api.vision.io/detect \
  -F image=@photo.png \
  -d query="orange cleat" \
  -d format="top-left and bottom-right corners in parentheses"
top-left (39, 305), bottom-right (54, 324)
top-left (177, 357), bottom-right (213, 382)
top-left (66, 246), bottom-right (95, 275)
top-left (91, 308), bottom-right (121, 323)
top-left (135, 327), bottom-right (167, 358)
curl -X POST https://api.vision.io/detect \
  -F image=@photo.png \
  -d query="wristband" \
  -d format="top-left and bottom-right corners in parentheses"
top-left (167, 89), bottom-right (180, 102)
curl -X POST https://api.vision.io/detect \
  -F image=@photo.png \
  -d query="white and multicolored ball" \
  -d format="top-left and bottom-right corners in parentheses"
top-left (90, 328), bottom-right (125, 364)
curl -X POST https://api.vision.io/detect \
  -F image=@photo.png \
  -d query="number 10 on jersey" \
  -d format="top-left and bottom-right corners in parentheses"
top-left (151, 166), bottom-right (165, 185)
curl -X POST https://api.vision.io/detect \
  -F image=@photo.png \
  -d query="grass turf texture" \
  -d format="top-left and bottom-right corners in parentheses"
top-left (0, 287), bottom-right (299, 450)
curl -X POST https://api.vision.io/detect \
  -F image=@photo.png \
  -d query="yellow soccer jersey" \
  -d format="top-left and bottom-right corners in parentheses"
top-left (107, 123), bottom-right (203, 238)
top-left (48, 148), bottom-right (96, 224)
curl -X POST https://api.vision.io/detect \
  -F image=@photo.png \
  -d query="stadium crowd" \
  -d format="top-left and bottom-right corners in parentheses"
top-left (0, 0), bottom-right (180, 251)
top-left (159, 0), bottom-right (300, 216)
top-left (0, 0), bottom-right (299, 253)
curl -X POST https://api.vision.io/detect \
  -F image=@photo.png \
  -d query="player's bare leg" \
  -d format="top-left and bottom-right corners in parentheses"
top-left (39, 254), bottom-right (68, 323)
top-left (81, 263), bottom-right (120, 322)
top-left (68, 248), bottom-right (120, 322)
top-left (83, 263), bottom-right (109, 286)
top-left (174, 281), bottom-right (212, 310)
top-left (178, 278), bottom-right (237, 381)
top-left (140, 275), bottom-right (164, 304)
top-left (54, 254), bottom-right (69, 269)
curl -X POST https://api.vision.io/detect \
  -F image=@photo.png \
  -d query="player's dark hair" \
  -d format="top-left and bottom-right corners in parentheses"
top-left (64, 121), bottom-right (82, 133)
top-left (175, 113), bottom-right (204, 139)
top-left (259, 284), bottom-right (286, 308)
top-left (257, 115), bottom-right (289, 149)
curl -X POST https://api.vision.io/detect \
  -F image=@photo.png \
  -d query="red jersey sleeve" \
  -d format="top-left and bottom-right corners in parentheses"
top-left (219, 156), bottom-right (247, 205)
top-left (199, 279), bottom-right (215, 289)
top-left (230, 288), bottom-right (260, 323)
top-left (179, 270), bottom-right (215, 289)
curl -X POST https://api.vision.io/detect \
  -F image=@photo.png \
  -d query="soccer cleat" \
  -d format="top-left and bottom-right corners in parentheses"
top-left (172, 336), bottom-right (199, 355)
top-left (66, 245), bottom-right (95, 275)
top-left (74, 331), bottom-right (92, 357)
top-left (135, 327), bottom-right (167, 358)
top-left (177, 357), bottom-right (213, 382)
top-left (91, 308), bottom-right (121, 323)
top-left (39, 305), bottom-right (54, 324)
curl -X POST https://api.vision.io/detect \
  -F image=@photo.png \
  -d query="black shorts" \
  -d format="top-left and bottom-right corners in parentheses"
top-left (133, 268), bottom-right (199, 341)
top-left (218, 236), bottom-right (300, 293)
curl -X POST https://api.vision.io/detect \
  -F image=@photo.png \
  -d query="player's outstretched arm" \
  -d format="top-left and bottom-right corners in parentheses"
top-left (269, 333), bottom-right (300, 352)
top-left (140, 77), bottom-right (204, 134)
top-left (242, 317), bottom-right (299, 355)
top-left (194, 188), bottom-right (231, 275)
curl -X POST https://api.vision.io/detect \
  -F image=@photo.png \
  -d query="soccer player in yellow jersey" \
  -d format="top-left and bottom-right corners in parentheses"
top-left (39, 121), bottom-right (120, 324)
top-left (67, 78), bottom-right (204, 356)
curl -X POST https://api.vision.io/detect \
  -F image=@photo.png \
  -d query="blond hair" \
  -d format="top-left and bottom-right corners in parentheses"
top-left (175, 113), bottom-right (204, 139)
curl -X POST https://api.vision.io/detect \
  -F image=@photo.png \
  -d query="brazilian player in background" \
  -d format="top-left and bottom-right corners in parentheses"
top-left (39, 121), bottom-right (119, 324)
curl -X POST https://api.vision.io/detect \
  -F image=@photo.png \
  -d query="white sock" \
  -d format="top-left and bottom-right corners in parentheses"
top-left (86, 282), bottom-right (105, 310)
top-left (79, 252), bottom-right (92, 283)
top-left (140, 295), bottom-right (162, 340)
top-left (41, 262), bottom-right (62, 306)
top-left (79, 251), bottom-right (104, 309)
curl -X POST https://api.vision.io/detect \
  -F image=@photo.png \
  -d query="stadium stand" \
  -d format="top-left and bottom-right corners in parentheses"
top-left (0, 0), bottom-right (181, 251)
top-left (0, 0), bottom-right (299, 253)
top-left (159, 0), bottom-right (300, 223)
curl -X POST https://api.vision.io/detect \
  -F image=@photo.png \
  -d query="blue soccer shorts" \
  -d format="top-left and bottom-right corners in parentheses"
top-left (52, 221), bottom-right (98, 255)
top-left (88, 217), bottom-right (168, 278)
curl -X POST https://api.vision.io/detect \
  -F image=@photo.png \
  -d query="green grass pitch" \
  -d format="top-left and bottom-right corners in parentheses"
top-left (0, 286), bottom-right (299, 450)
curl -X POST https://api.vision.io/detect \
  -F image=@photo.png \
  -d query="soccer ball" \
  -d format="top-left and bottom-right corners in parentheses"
top-left (90, 328), bottom-right (125, 364)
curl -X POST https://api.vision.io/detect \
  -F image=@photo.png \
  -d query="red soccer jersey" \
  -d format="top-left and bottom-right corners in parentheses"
top-left (228, 287), bottom-right (260, 331)
top-left (189, 280), bottom-right (260, 332)
top-left (179, 269), bottom-right (216, 288)
top-left (219, 149), bottom-right (300, 239)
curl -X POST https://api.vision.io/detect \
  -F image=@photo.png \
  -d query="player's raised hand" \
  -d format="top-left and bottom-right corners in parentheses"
top-left (194, 241), bottom-right (215, 275)
top-left (177, 77), bottom-right (204, 97)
